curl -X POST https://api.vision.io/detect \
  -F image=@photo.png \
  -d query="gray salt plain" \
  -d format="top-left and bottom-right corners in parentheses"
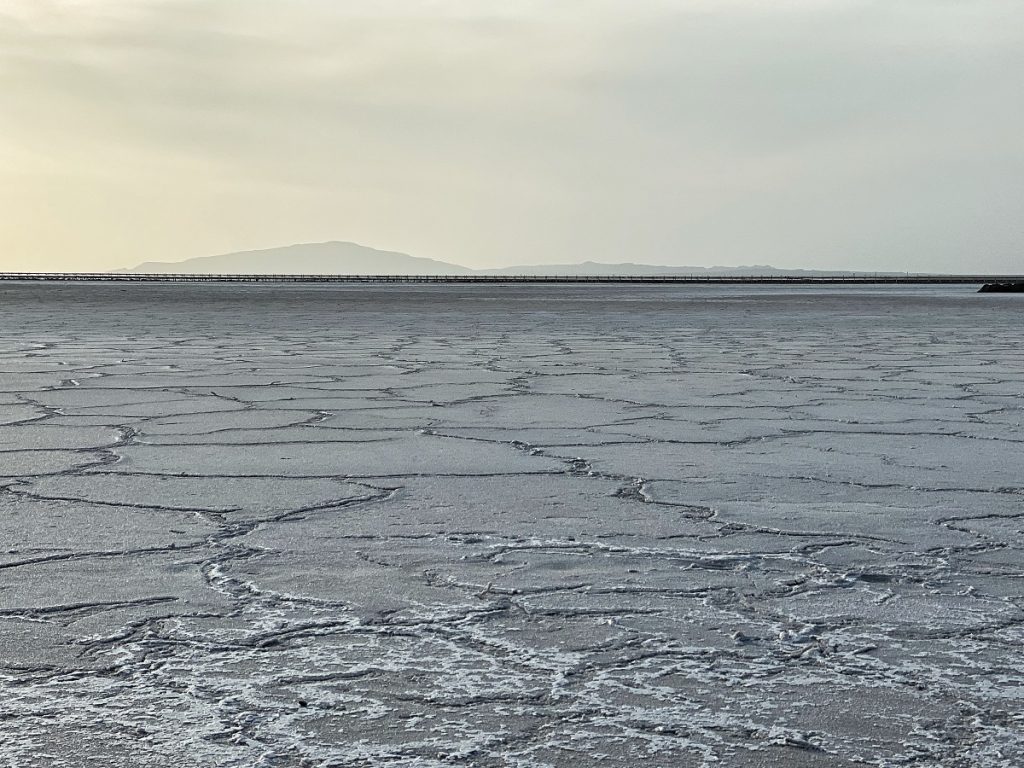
top-left (0, 282), bottom-right (1021, 768)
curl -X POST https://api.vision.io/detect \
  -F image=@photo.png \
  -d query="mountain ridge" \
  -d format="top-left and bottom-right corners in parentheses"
top-left (120, 241), bottom-right (473, 276)
top-left (120, 241), bottom-right (868, 276)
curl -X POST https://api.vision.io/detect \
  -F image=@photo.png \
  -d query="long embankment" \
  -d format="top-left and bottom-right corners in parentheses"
top-left (2, 272), bottom-right (1023, 285)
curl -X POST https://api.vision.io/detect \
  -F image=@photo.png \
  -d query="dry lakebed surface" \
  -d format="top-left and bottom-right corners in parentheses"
top-left (0, 282), bottom-right (1021, 767)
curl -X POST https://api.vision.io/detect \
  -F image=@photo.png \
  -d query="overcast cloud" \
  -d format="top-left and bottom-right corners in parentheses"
top-left (1, 0), bottom-right (1021, 271)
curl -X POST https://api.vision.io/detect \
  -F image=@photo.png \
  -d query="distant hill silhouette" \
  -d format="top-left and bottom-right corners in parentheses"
top-left (474, 261), bottom-right (841, 276)
top-left (121, 242), bottom-right (472, 275)
top-left (120, 241), bottom-right (871, 276)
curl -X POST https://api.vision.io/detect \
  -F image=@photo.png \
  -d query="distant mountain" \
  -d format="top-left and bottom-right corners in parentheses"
top-left (475, 261), bottom-right (857, 276)
top-left (120, 242), bottom-right (472, 275)
top-left (119, 242), bottom-right (874, 276)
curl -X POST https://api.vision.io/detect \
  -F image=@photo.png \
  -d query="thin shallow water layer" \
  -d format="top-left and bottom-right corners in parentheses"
top-left (0, 283), bottom-right (1021, 767)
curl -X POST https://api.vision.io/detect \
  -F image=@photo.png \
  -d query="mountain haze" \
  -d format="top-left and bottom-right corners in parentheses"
top-left (121, 242), bottom-right (865, 276)
top-left (477, 261), bottom-right (801, 277)
top-left (122, 242), bottom-right (472, 276)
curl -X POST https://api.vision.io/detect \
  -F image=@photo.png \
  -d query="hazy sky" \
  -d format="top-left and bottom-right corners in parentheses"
top-left (1, 0), bottom-right (1022, 272)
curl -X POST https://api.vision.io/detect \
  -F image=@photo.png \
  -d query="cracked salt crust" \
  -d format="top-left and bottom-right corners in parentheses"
top-left (0, 283), bottom-right (1021, 767)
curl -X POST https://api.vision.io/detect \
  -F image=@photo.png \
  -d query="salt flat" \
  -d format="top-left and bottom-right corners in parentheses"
top-left (0, 283), bottom-right (1021, 767)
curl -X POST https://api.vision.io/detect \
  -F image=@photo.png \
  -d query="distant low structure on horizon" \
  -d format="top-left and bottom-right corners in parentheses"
top-left (117, 241), bottom-right (881, 278)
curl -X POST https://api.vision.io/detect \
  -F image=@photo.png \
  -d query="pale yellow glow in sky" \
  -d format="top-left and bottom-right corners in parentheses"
top-left (1, 0), bottom-right (1021, 272)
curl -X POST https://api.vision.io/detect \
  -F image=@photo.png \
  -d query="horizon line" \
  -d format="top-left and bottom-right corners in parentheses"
top-left (2, 272), bottom-right (1022, 286)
